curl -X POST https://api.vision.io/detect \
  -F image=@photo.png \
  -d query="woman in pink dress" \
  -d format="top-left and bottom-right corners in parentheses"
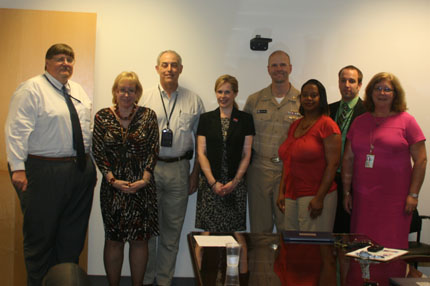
top-left (342, 72), bottom-right (427, 249)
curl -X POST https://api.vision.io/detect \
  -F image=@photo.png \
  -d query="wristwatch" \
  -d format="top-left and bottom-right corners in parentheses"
top-left (409, 193), bottom-right (419, 199)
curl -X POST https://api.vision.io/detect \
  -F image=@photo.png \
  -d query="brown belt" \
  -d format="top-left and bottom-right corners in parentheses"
top-left (28, 154), bottom-right (87, 161)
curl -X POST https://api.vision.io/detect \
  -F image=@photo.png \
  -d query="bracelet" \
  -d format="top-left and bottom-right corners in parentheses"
top-left (109, 177), bottom-right (116, 185)
top-left (210, 180), bottom-right (217, 189)
top-left (344, 191), bottom-right (351, 196)
top-left (409, 193), bottom-right (419, 199)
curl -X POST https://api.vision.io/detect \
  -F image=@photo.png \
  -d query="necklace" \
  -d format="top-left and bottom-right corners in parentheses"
top-left (300, 118), bottom-right (317, 130)
top-left (372, 112), bottom-right (393, 126)
top-left (374, 117), bottom-right (387, 126)
top-left (115, 104), bottom-right (137, 120)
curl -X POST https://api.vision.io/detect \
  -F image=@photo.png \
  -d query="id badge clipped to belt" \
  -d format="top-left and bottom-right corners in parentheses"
top-left (161, 128), bottom-right (173, 147)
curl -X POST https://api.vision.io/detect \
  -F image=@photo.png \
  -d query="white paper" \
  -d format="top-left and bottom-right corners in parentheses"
top-left (194, 235), bottom-right (238, 247)
top-left (346, 246), bottom-right (408, 262)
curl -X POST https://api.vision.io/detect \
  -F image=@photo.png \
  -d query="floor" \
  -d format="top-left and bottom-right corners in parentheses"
top-left (88, 276), bottom-right (195, 286)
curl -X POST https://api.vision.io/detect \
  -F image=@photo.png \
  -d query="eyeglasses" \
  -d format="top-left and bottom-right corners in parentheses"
top-left (374, 86), bottom-right (393, 93)
top-left (117, 88), bottom-right (136, 95)
top-left (52, 56), bottom-right (75, 64)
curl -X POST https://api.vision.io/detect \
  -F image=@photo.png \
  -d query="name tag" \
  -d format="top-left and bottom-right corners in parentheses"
top-left (365, 154), bottom-right (375, 168)
top-left (257, 109), bottom-right (267, 114)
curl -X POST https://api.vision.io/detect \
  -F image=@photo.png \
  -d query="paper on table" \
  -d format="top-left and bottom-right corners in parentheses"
top-left (346, 246), bottom-right (408, 262)
top-left (194, 235), bottom-right (238, 247)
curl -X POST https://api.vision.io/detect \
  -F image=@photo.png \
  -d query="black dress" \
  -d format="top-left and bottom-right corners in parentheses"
top-left (93, 106), bottom-right (159, 241)
top-left (195, 108), bottom-right (255, 232)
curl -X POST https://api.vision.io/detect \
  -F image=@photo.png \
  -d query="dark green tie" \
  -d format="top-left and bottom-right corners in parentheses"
top-left (337, 103), bottom-right (350, 129)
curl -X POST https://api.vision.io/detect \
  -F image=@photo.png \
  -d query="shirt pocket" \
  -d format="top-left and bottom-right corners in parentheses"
top-left (253, 112), bottom-right (271, 131)
top-left (255, 112), bottom-right (271, 122)
top-left (179, 112), bottom-right (196, 132)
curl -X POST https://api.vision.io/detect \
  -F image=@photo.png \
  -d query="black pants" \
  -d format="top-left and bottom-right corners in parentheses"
top-left (12, 156), bottom-right (96, 286)
top-left (332, 172), bottom-right (351, 233)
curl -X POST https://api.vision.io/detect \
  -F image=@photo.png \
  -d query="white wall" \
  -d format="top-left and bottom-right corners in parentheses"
top-left (2, 0), bottom-right (430, 277)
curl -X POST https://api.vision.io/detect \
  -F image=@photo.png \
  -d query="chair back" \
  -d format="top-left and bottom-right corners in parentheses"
top-left (410, 209), bottom-right (422, 238)
top-left (42, 263), bottom-right (90, 286)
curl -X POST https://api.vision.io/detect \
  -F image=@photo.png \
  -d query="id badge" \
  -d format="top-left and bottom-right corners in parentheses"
top-left (161, 128), bottom-right (173, 147)
top-left (365, 154), bottom-right (375, 168)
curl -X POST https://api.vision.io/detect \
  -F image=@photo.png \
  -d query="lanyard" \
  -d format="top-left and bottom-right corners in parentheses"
top-left (158, 85), bottom-right (178, 129)
top-left (43, 74), bottom-right (81, 103)
top-left (369, 116), bottom-right (388, 154)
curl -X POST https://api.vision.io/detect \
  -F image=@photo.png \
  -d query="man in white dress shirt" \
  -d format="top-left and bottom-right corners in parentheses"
top-left (142, 50), bottom-right (204, 286)
top-left (5, 43), bottom-right (96, 286)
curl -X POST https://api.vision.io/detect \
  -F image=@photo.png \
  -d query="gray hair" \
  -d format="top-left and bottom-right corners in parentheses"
top-left (156, 50), bottom-right (182, 66)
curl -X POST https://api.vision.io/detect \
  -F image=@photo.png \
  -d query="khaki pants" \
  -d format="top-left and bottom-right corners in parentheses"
top-left (284, 191), bottom-right (337, 232)
top-left (144, 160), bottom-right (190, 286)
top-left (247, 158), bottom-right (285, 233)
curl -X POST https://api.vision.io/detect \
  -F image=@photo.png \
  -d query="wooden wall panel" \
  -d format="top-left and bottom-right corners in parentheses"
top-left (0, 9), bottom-right (96, 286)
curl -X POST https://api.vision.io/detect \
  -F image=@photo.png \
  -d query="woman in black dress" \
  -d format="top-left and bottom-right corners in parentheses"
top-left (195, 74), bottom-right (255, 232)
top-left (93, 71), bottom-right (159, 286)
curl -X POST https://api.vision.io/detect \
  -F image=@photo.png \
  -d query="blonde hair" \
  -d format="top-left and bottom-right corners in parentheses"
top-left (214, 74), bottom-right (239, 109)
top-left (111, 71), bottom-right (143, 105)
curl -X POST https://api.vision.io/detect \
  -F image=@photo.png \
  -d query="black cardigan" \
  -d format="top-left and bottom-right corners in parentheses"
top-left (197, 107), bottom-right (255, 180)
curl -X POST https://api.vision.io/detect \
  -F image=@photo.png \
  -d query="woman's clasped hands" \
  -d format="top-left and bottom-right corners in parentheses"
top-left (111, 179), bottom-right (147, 194)
top-left (212, 180), bottom-right (238, 197)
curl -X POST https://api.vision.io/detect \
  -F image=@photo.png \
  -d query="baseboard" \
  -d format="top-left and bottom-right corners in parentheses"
top-left (88, 275), bottom-right (195, 285)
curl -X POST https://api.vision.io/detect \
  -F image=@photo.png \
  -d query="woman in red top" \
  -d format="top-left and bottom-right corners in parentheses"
top-left (277, 79), bottom-right (341, 231)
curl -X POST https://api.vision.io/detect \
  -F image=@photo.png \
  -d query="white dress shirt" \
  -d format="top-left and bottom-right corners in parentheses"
top-left (141, 85), bottom-right (205, 158)
top-left (5, 72), bottom-right (92, 171)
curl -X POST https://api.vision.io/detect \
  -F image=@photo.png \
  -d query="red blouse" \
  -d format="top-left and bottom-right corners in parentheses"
top-left (278, 115), bottom-right (340, 199)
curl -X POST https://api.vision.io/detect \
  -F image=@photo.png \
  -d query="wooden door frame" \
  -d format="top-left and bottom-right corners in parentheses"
top-left (0, 8), bottom-right (96, 285)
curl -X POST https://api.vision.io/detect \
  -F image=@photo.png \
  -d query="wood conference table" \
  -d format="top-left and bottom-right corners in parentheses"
top-left (188, 232), bottom-right (414, 286)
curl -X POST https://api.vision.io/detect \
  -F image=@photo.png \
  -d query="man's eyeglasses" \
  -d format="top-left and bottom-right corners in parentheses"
top-left (52, 56), bottom-right (75, 64)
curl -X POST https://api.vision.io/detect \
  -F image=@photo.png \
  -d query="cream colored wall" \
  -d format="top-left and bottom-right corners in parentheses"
top-left (0, 8), bottom-right (96, 285)
top-left (1, 0), bottom-right (430, 278)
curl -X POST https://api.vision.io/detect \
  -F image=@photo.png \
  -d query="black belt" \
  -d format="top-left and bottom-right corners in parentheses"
top-left (158, 150), bottom-right (193, 163)
top-left (28, 154), bottom-right (89, 162)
